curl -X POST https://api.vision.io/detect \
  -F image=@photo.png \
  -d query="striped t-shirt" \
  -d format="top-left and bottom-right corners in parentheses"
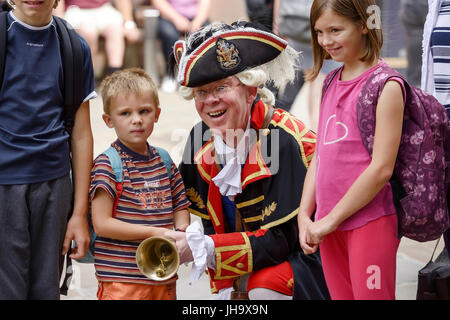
top-left (431, 0), bottom-right (450, 117)
top-left (89, 140), bottom-right (190, 285)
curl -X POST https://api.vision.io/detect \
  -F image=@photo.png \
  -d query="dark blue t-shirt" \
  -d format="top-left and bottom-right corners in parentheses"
top-left (0, 12), bottom-right (96, 184)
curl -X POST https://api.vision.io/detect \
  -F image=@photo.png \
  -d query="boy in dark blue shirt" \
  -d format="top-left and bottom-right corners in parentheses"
top-left (0, 0), bottom-right (96, 299)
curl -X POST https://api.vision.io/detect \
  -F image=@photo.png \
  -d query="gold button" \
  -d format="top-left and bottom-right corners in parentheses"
top-left (262, 129), bottom-right (270, 136)
top-left (287, 278), bottom-right (294, 288)
top-left (236, 263), bottom-right (244, 269)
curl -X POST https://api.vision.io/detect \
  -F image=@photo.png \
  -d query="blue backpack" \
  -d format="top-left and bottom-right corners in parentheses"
top-left (76, 145), bottom-right (174, 264)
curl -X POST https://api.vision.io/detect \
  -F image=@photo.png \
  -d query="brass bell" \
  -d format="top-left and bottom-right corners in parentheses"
top-left (136, 236), bottom-right (180, 281)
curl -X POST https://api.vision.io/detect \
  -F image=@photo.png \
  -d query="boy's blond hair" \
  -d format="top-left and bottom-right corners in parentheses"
top-left (100, 68), bottom-right (160, 114)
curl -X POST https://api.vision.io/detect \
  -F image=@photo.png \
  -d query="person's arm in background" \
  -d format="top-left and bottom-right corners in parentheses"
top-left (189, 0), bottom-right (211, 32)
top-left (153, 0), bottom-right (193, 32)
top-left (272, 0), bottom-right (280, 34)
top-left (114, 0), bottom-right (141, 43)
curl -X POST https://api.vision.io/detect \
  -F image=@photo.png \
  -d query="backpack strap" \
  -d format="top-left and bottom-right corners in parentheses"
top-left (104, 146), bottom-right (124, 218)
top-left (53, 16), bottom-right (83, 135)
top-left (154, 146), bottom-right (174, 179)
top-left (357, 64), bottom-right (404, 156)
top-left (0, 1), bottom-right (10, 11)
top-left (321, 67), bottom-right (342, 103)
top-left (104, 146), bottom-right (124, 182)
top-left (0, 11), bottom-right (7, 91)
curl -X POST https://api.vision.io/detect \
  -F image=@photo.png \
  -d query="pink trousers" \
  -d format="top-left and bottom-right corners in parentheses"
top-left (319, 214), bottom-right (400, 300)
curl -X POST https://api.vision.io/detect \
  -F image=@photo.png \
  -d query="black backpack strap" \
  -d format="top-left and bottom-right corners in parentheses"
top-left (0, 1), bottom-right (10, 11)
top-left (0, 11), bottom-right (7, 91)
top-left (54, 16), bottom-right (83, 135)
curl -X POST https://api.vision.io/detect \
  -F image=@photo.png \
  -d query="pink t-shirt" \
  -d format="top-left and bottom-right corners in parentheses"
top-left (168, 0), bottom-right (198, 19)
top-left (315, 60), bottom-right (404, 231)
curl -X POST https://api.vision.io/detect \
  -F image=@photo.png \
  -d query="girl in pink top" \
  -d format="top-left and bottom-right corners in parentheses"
top-left (297, 0), bottom-right (405, 300)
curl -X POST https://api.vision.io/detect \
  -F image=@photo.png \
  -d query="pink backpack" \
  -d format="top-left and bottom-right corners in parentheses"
top-left (323, 64), bottom-right (450, 242)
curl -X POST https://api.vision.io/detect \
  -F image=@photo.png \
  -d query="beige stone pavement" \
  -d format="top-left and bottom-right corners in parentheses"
top-left (61, 82), bottom-right (446, 301)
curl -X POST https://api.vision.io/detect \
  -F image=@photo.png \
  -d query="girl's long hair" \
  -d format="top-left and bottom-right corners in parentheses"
top-left (307, 0), bottom-right (383, 81)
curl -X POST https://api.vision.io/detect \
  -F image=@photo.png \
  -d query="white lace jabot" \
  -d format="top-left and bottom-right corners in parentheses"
top-left (212, 121), bottom-right (253, 198)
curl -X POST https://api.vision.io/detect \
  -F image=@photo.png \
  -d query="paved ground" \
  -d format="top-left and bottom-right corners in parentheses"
top-left (61, 84), bottom-right (446, 300)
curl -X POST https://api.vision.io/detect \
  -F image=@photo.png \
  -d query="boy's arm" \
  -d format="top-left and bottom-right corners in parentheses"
top-left (173, 209), bottom-right (190, 232)
top-left (62, 101), bottom-right (93, 259)
top-left (91, 188), bottom-right (169, 240)
top-left (190, 0), bottom-right (211, 32)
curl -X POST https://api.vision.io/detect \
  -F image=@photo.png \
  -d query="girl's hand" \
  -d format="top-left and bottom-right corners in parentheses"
top-left (306, 215), bottom-right (338, 248)
top-left (298, 214), bottom-right (319, 255)
top-left (305, 221), bottom-right (325, 247)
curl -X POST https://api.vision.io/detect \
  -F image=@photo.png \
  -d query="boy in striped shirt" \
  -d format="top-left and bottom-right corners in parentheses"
top-left (89, 68), bottom-right (191, 300)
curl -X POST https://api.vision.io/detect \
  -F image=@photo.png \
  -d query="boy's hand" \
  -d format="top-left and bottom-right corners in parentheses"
top-left (62, 214), bottom-right (90, 259)
top-left (175, 223), bottom-right (189, 232)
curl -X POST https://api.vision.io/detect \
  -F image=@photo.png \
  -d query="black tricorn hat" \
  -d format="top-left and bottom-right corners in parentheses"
top-left (172, 21), bottom-right (288, 88)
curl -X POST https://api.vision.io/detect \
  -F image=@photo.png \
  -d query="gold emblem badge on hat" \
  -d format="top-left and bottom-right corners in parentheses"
top-left (216, 38), bottom-right (241, 70)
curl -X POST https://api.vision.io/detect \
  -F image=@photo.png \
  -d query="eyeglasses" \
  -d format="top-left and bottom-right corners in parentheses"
top-left (193, 83), bottom-right (242, 102)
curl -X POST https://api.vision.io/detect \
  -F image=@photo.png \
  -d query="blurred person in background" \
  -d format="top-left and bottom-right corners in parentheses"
top-left (55, 0), bottom-right (140, 77)
top-left (400, 0), bottom-right (428, 87)
top-left (153, 0), bottom-right (211, 93)
top-left (245, 0), bottom-right (302, 112)
top-left (273, 0), bottom-right (340, 131)
top-left (245, 0), bottom-right (274, 30)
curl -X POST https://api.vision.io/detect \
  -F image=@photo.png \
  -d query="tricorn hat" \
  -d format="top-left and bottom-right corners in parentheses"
top-left (172, 21), bottom-right (289, 88)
